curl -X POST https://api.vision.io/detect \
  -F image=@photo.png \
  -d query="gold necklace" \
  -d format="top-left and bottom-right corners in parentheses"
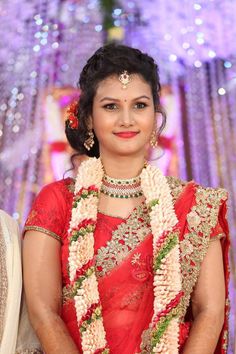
top-left (100, 174), bottom-right (143, 198)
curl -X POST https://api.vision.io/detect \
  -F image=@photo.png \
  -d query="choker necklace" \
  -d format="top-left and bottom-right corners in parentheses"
top-left (101, 174), bottom-right (143, 198)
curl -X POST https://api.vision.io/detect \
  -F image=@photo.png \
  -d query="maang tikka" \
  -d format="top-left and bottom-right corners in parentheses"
top-left (119, 70), bottom-right (131, 89)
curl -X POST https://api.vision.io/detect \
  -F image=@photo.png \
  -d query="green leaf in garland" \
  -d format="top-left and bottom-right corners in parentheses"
top-left (151, 307), bottom-right (180, 350)
top-left (149, 199), bottom-right (159, 209)
top-left (153, 234), bottom-right (178, 271)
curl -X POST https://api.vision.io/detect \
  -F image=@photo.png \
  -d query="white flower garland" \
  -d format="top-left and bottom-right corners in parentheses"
top-left (67, 157), bottom-right (182, 354)
top-left (141, 164), bottom-right (182, 353)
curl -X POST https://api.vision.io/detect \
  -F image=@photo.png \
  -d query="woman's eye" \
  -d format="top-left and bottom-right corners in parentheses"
top-left (135, 102), bottom-right (147, 109)
top-left (103, 103), bottom-right (117, 110)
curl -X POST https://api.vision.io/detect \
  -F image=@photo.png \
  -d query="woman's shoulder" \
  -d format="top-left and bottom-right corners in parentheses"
top-left (39, 177), bottom-right (75, 197)
top-left (24, 178), bottom-right (75, 240)
top-left (28, 178), bottom-right (75, 214)
top-left (166, 175), bottom-right (228, 203)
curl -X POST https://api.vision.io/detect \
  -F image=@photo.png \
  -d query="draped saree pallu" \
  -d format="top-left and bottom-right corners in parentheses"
top-left (24, 157), bottom-right (230, 354)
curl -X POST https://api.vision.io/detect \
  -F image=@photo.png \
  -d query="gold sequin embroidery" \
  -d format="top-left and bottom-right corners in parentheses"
top-left (222, 297), bottom-right (230, 351)
top-left (138, 328), bottom-right (152, 353)
top-left (179, 185), bottom-right (228, 319)
top-left (95, 203), bottom-right (151, 278)
top-left (166, 176), bottom-right (187, 202)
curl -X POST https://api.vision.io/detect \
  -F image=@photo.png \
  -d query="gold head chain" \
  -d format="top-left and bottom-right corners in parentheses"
top-left (119, 70), bottom-right (131, 89)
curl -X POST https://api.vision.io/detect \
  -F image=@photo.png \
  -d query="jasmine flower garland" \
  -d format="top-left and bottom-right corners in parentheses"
top-left (67, 158), bottom-right (183, 354)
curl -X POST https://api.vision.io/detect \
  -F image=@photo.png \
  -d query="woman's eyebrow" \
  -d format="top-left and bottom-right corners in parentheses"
top-left (133, 95), bottom-right (150, 100)
top-left (99, 95), bottom-right (150, 102)
top-left (99, 97), bottom-right (119, 102)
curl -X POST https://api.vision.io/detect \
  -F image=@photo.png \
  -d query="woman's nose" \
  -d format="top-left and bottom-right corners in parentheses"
top-left (119, 108), bottom-right (134, 126)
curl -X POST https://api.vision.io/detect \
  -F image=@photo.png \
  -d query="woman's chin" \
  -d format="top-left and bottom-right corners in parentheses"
top-left (99, 141), bottom-right (148, 158)
top-left (109, 147), bottom-right (146, 158)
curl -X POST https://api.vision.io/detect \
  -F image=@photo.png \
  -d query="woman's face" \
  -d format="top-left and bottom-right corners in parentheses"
top-left (91, 74), bottom-right (156, 159)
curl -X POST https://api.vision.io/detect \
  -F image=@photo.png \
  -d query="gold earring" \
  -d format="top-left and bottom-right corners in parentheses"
top-left (150, 130), bottom-right (158, 148)
top-left (84, 130), bottom-right (94, 151)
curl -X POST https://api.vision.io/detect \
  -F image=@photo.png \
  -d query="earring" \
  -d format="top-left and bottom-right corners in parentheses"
top-left (150, 130), bottom-right (158, 148)
top-left (84, 130), bottom-right (94, 151)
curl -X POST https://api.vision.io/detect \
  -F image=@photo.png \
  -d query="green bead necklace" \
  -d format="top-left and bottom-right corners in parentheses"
top-left (101, 174), bottom-right (143, 199)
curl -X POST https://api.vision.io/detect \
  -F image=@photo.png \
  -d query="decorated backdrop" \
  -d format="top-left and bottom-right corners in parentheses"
top-left (0, 1), bottom-right (235, 352)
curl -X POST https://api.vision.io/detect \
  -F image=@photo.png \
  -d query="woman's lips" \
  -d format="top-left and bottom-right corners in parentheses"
top-left (114, 131), bottom-right (139, 138)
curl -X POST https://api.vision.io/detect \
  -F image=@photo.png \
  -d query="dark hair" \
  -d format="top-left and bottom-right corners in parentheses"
top-left (65, 43), bottom-right (166, 158)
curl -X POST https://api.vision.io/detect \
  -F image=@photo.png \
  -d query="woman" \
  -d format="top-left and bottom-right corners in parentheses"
top-left (23, 44), bottom-right (230, 354)
top-left (0, 210), bottom-right (41, 354)
top-left (0, 210), bottom-right (21, 353)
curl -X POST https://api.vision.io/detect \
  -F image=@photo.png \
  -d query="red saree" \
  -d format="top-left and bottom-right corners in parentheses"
top-left (24, 176), bottom-right (230, 353)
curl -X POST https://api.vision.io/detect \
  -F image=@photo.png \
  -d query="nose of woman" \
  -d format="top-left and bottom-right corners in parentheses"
top-left (119, 107), bottom-right (135, 127)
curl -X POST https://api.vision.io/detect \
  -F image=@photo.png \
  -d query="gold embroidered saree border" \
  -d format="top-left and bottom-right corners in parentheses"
top-left (95, 203), bottom-right (151, 278)
top-left (222, 297), bottom-right (230, 351)
top-left (24, 226), bottom-right (62, 243)
top-left (179, 184), bottom-right (228, 320)
top-left (62, 203), bottom-right (151, 303)
top-left (166, 176), bottom-right (188, 202)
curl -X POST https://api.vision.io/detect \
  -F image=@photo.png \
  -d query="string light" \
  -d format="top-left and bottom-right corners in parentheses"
top-left (218, 87), bottom-right (226, 95)
top-left (0, 2), bottom-right (235, 350)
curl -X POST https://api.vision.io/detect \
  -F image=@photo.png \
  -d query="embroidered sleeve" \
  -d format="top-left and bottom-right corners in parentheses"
top-left (24, 180), bottom-right (71, 243)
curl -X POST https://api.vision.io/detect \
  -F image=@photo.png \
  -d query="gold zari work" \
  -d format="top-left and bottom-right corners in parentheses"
top-left (166, 176), bottom-right (187, 202)
top-left (95, 203), bottom-right (151, 277)
top-left (222, 297), bottom-right (230, 351)
top-left (178, 184), bottom-right (228, 320)
top-left (24, 225), bottom-right (61, 243)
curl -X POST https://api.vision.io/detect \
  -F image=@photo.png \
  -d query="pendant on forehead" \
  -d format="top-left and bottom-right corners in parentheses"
top-left (119, 70), bottom-right (131, 89)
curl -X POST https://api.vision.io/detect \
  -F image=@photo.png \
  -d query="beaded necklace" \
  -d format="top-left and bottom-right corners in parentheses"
top-left (100, 174), bottom-right (143, 198)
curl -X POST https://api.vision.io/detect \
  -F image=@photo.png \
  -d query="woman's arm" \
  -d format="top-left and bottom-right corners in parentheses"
top-left (182, 239), bottom-right (225, 354)
top-left (23, 231), bottom-right (79, 354)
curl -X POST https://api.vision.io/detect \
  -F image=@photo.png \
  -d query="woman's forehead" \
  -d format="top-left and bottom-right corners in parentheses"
top-left (94, 74), bottom-right (152, 99)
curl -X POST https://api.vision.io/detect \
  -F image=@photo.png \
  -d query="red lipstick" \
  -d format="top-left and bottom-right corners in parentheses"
top-left (114, 132), bottom-right (139, 138)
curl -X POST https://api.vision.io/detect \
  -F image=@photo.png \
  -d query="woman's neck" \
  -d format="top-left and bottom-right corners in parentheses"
top-left (100, 154), bottom-right (146, 179)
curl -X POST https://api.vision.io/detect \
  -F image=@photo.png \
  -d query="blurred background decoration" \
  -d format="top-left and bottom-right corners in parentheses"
top-left (0, 0), bottom-right (235, 351)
